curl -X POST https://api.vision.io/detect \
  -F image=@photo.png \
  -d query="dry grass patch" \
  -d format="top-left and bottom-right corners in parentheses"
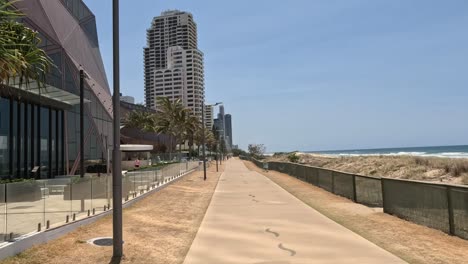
top-left (2, 164), bottom-right (224, 264)
top-left (244, 161), bottom-right (468, 264)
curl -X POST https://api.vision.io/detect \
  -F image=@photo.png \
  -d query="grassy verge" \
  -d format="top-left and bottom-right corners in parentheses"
top-left (244, 160), bottom-right (468, 264)
top-left (2, 163), bottom-right (223, 264)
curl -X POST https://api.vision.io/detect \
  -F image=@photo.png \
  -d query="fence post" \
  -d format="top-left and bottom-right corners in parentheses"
top-left (331, 171), bottom-right (335, 194)
top-left (352, 175), bottom-right (357, 202)
top-left (317, 169), bottom-right (320, 187)
top-left (446, 186), bottom-right (455, 235)
top-left (381, 178), bottom-right (388, 213)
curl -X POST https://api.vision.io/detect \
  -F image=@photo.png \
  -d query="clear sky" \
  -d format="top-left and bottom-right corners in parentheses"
top-left (84, 0), bottom-right (468, 152)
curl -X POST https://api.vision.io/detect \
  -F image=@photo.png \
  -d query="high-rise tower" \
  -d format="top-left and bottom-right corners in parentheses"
top-left (144, 10), bottom-right (205, 118)
top-left (225, 114), bottom-right (233, 149)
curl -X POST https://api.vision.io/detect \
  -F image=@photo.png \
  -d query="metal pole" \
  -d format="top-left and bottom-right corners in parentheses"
top-left (80, 70), bottom-right (84, 178)
top-left (202, 102), bottom-right (207, 181)
top-left (112, 0), bottom-right (123, 258)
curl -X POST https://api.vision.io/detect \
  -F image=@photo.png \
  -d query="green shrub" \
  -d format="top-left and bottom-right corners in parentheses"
top-left (287, 152), bottom-right (300, 163)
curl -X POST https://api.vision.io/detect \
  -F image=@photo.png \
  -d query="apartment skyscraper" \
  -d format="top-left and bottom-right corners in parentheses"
top-left (204, 105), bottom-right (214, 130)
top-left (144, 10), bottom-right (205, 118)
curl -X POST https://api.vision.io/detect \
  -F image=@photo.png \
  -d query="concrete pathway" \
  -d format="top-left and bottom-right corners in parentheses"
top-left (184, 159), bottom-right (405, 264)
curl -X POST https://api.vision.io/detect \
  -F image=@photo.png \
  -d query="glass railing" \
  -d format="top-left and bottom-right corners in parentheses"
top-left (0, 161), bottom-right (200, 242)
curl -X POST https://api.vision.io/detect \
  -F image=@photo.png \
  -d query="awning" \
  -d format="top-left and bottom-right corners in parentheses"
top-left (121, 144), bottom-right (154, 152)
top-left (6, 77), bottom-right (90, 106)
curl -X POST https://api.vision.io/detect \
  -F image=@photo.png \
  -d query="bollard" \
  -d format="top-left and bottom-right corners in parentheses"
top-left (104, 205), bottom-right (107, 211)
top-left (66, 215), bottom-right (69, 223)
top-left (38, 223), bottom-right (41, 232)
top-left (87, 210), bottom-right (90, 216)
top-left (73, 213), bottom-right (76, 221)
top-left (46, 220), bottom-right (50, 229)
top-left (9, 233), bottom-right (13, 241)
top-left (92, 208), bottom-right (95, 215)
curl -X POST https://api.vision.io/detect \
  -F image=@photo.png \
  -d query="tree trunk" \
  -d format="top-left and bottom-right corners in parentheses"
top-left (169, 137), bottom-right (173, 161)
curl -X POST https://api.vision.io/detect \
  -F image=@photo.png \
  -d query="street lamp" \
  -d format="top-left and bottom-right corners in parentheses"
top-left (112, 0), bottom-right (123, 258)
top-left (202, 102), bottom-right (222, 181)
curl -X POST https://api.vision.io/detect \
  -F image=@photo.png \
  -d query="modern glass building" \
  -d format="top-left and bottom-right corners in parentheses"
top-left (0, 0), bottom-right (113, 179)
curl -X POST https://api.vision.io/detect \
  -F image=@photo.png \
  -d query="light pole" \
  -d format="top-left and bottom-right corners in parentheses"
top-left (112, 0), bottom-right (123, 258)
top-left (202, 102), bottom-right (222, 181)
top-left (79, 70), bottom-right (84, 178)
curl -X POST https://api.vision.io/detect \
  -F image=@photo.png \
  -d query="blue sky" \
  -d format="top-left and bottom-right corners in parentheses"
top-left (84, 0), bottom-right (468, 152)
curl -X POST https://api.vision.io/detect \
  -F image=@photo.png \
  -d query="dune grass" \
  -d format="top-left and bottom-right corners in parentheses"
top-left (268, 154), bottom-right (468, 185)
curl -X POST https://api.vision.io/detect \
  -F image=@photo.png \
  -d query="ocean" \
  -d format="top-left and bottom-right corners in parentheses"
top-left (307, 145), bottom-right (468, 159)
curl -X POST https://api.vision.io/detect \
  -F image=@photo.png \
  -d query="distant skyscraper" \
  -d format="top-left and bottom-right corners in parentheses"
top-left (214, 106), bottom-right (233, 151)
top-left (217, 105), bottom-right (226, 139)
top-left (144, 10), bottom-right (205, 118)
top-left (225, 114), bottom-right (232, 148)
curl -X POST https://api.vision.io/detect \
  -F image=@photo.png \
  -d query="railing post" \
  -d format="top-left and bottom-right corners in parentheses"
top-left (446, 186), bottom-right (455, 235)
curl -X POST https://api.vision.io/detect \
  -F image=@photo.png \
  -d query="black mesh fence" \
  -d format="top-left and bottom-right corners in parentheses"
top-left (355, 175), bottom-right (383, 207)
top-left (449, 186), bottom-right (468, 239)
top-left (318, 169), bottom-right (333, 192)
top-left (307, 167), bottom-right (319, 185)
top-left (289, 163), bottom-right (297, 178)
top-left (382, 178), bottom-right (450, 234)
top-left (296, 164), bottom-right (305, 180)
top-left (246, 158), bottom-right (468, 240)
top-left (294, 164), bottom-right (304, 180)
top-left (268, 162), bottom-right (275, 171)
top-left (276, 162), bottom-right (287, 173)
top-left (332, 171), bottom-right (355, 201)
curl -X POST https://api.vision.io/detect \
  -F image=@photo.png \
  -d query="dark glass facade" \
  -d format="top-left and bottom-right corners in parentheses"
top-left (0, 0), bottom-right (114, 179)
top-left (0, 97), bottom-right (65, 179)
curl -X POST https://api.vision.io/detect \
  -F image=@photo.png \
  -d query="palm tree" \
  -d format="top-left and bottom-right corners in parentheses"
top-left (206, 130), bottom-right (217, 152)
top-left (0, 0), bottom-right (52, 90)
top-left (193, 125), bottom-right (203, 156)
top-left (123, 110), bottom-right (152, 130)
top-left (152, 97), bottom-right (187, 160)
top-left (183, 114), bottom-right (200, 158)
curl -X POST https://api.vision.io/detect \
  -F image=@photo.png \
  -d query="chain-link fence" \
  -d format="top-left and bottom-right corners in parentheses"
top-left (246, 158), bottom-right (468, 240)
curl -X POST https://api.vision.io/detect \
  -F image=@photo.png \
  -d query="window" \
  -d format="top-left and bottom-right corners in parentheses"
top-left (40, 107), bottom-right (49, 178)
top-left (0, 97), bottom-right (9, 178)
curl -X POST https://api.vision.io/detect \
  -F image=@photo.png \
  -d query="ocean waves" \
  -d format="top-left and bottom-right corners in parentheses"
top-left (326, 151), bottom-right (468, 159)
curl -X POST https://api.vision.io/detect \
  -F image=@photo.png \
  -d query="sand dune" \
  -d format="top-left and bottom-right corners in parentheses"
top-left (267, 153), bottom-right (468, 185)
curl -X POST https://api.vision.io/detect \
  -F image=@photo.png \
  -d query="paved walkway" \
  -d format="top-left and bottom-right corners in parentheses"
top-left (184, 159), bottom-right (404, 264)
